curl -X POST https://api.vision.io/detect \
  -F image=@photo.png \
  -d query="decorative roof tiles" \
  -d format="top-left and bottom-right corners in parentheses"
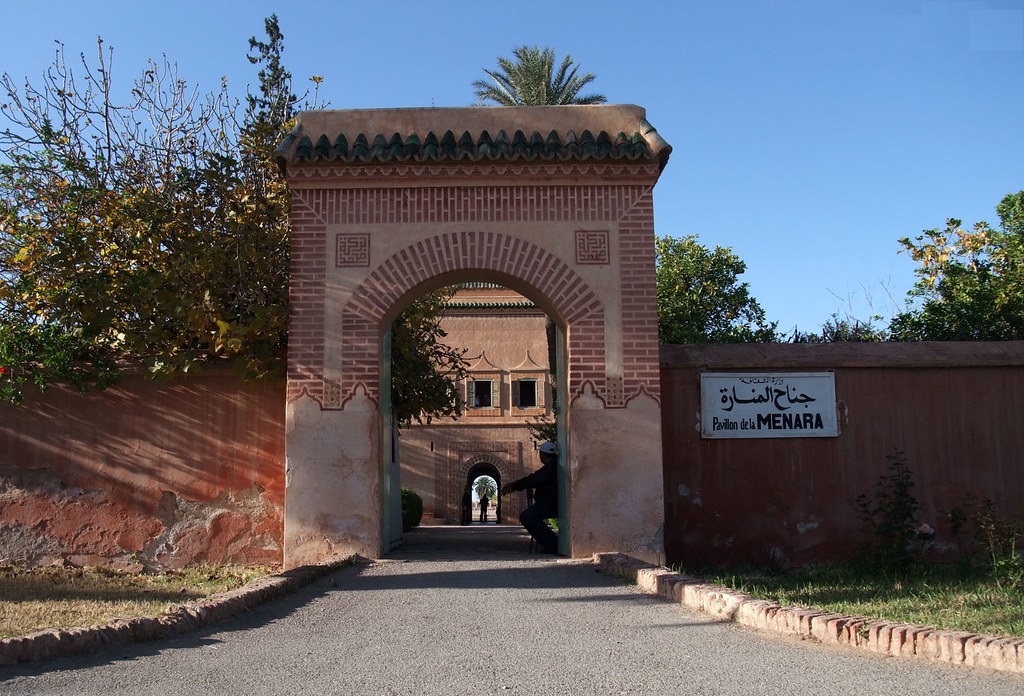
top-left (274, 105), bottom-right (671, 171)
top-left (279, 126), bottom-right (657, 165)
top-left (445, 300), bottom-right (538, 310)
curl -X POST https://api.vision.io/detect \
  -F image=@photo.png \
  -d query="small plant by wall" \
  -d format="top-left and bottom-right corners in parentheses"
top-left (856, 449), bottom-right (1024, 589)
top-left (975, 499), bottom-right (1023, 591)
top-left (401, 487), bottom-right (423, 531)
top-left (855, 449), bottom-right (929, 570)
top-left (948, 496), bottom-right (1023, 591)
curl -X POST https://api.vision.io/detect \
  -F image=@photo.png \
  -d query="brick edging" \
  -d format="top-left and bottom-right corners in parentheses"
top-left (593, 552), bottom-right (1024, 675)
top-left (0, 560), bottom-right (354, 667)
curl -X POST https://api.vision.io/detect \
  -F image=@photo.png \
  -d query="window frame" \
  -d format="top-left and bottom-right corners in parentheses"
top-left (465, 373), bottom-right (502, 416)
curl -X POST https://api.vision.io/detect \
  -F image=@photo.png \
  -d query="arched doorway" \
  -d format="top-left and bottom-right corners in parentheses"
top-left (392, 281), bottom-right (566, 532)
top-left (380, 274), bottom-right (565, 540)
top-left (384, 279), bottom-right (561, 537)
top-left (466, 462), bottom-right (501, 524)
top-left (278, 105), bottom-right (671, 568)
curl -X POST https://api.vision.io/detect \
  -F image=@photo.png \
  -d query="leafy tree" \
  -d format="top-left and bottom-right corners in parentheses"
top-left (890, 191), bottom-right (1024, 341)
top-left (473, 46), bottom-right (606, 106)
top-left (655, 235), bottom-right (777, 344)
top-left (0, 323), bottom-right (119, 403)
top-left (0, 18), bottom-right (469, 426)
top-left (390, 288), bottom-right (469, 426)
top-left (246, 14), bottom-right (299, 133)
top-left (0, 19), bottom-right (304, 399)
top-left (525, 317), bottom-right (559, 446)
top-left (0, 39), bottom-right (272, 399)
top-left (244, 14), bottom-right (322, 153)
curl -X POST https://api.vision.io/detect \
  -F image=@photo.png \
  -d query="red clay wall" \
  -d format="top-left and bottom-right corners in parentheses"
top-left (3, 343), bottom-right (1021, 570)
top-left (0, 370), bottom-right (285, 569)
top-left (660, 342), bottom-right (1024, 567)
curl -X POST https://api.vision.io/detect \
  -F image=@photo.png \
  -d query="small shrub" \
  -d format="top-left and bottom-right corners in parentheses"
top-left (974, 499), bottom-right (1023, 591)
top-left (947, 497), bottom-right (1024, 590)
top-left (855, 449), bottom-right (925, 570)
top-left (401, 487), bottom-right (423, 531)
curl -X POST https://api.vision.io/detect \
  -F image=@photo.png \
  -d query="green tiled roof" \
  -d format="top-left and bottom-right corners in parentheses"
top-left (445, 300), bottom-right (538, 310)
top-left (277, 124), bottom-right (663, 166)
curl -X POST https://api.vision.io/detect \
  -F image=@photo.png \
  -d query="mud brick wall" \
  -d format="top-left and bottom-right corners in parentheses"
top-left (0, 370), bottom-right (284, 569)
top-left (660, 342), bottom-right (1024, 567)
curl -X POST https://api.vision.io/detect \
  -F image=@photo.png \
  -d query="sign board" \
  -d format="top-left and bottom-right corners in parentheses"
top-left (700, 372), bottom-right (838, 439)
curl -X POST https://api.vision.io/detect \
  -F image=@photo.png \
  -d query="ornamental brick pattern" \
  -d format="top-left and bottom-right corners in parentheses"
top-left (286, 183), bottom-right (663, 410)
top-left (617, 198), bottom-right (662, 400)
top-left (575, 230), bottom-right (610, 265)
top-left (442, 442), bottom-right (520, 523)
top-left (290, 184), bottom-right (652, 226)
top-left (335, 233), bottom-right (370, 267)
top-left (340, 229), bottom-right (606, 407)
top-left (287, 208), bottom-right (327, 405)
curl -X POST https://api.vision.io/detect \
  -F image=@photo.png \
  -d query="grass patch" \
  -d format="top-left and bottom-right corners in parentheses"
top-left (0, 564), bottom-right (273, 639)
top-left (684, 562), bottom-right (1024, 638)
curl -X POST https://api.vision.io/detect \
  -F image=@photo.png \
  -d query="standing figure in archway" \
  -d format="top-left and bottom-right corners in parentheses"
top-left (501, 441), bottom-right (559, 554)
top-left (461, 485), bottom-right (472, 526)
top-left (479, 494), bottom-right (490, 523)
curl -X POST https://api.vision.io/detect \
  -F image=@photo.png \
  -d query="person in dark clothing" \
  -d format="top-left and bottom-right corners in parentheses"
top-left (461, 485), bottom-right (472, 526)
top-left (479, 494), bottom-right (490, 523)
top-left (501, 441), bottom-right (559, 553)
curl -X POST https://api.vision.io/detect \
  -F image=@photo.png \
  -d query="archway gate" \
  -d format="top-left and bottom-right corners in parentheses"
top-left (276, 105), bottom-right (671, 567)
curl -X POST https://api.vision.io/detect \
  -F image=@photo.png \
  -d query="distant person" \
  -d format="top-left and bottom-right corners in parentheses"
top-left (461, 485), bottom-right (472, 526)
top-left (479, 494), bottom-right (490, 523)
top-left (501, 441), bottom-right (558, 554)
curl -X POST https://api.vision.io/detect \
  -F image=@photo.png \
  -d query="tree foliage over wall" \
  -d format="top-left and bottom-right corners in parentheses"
top-left (0, 16), bottom-right (466, 424)
top-left (0, 21), bottom-right (304, 402)
top-left (890, 191), bottom-right (1024, 341)
top-left (655, 235), bottom-right (777, 344)
top-left (788, 315), bottom-right (889, 343)
top-left (655, 190), bottom-right (1024, 346)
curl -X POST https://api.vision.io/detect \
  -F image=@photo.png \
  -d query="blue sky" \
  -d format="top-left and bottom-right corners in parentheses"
top-left (3, 1), bottom-right (1022, 334)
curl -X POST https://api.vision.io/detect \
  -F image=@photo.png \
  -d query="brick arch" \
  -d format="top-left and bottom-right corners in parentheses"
top-left (336, 230), bottom-right (606, 404)
top-left (347, 231), bottom-right (600, 324)
top-left (461, 453), bottom-right (507, 479)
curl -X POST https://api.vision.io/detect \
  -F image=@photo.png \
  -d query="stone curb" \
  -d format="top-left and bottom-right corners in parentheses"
top-left (593, 552), bottom-right (1024, 675)
top-left (0, 559), bottom-right (354, 667)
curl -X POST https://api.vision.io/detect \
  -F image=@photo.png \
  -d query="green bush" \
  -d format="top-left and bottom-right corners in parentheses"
top-left (854, 449), bottom-right (924, 570)
top-left (401, 487), bottom-right (423, 531)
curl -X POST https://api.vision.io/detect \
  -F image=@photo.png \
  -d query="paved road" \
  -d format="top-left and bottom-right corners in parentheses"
top-left (2, 526), bottom-right (1022, 695)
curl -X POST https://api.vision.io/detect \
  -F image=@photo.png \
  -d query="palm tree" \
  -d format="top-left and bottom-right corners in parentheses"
top-left (473, 476), bottom-right (498, 500)
top-left (473, 46), bottom-right (607, 106)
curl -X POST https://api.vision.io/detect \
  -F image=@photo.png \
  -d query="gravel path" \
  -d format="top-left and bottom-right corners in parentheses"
top-left (2, 526), bottom-right (1021, 695)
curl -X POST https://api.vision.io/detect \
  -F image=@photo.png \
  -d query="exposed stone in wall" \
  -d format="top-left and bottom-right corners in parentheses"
top-left (0, 525), bottom-right (61, 567)
top-left (147, 486), bottom-right (283, 569)
top-left (0, 466), bottom-right (282, 569)
top-left (0, 466), bottom-right (163, 567)
top-left (0, 370), bottom-right (286, 569)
